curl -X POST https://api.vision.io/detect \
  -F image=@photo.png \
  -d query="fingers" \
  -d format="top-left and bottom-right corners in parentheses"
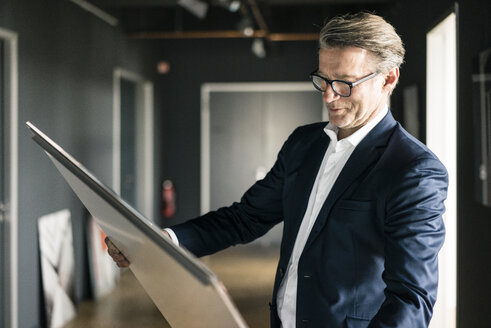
top-left (105, 236), bottom-right (130, 268)
top-left (111, 251), bottom-right (130, 268)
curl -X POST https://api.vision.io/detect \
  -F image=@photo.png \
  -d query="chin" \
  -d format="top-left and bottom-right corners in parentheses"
top-left (329, 117), bottom-right (349, 127)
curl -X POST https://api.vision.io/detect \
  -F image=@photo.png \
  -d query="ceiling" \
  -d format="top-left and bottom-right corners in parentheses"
top-left (87, 0), bottom-right (396, 41)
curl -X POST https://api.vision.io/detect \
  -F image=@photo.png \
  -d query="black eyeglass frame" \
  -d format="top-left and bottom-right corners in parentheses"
top-left (309, 70), bottom-right (378, 97)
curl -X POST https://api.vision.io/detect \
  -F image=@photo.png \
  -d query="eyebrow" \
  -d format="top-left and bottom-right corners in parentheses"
top-left (317, 70), bottom-right (359, 81)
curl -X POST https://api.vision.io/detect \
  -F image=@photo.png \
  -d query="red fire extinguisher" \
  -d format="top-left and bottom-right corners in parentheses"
top-left (161, 179), bottom-right (176, 219)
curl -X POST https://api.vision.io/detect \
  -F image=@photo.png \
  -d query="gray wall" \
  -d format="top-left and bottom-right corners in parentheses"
top-left (0, 0), bottom-right (160, 326)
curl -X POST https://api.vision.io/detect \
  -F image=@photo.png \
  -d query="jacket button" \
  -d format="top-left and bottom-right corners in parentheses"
top-left (279, 268), bottom-right (285, 277)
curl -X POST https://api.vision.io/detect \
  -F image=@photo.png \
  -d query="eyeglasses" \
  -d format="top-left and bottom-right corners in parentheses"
top-left (309, 70), bottom-right (378, 97)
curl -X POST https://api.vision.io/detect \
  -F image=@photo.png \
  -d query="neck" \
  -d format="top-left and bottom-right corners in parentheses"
top-left (338, 127), bottom-right (356, 140)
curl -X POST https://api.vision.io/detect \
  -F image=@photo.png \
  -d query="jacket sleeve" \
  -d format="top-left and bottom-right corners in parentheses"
top-left (170, 128), bottom-right (300, 258)
top-left (368, 157), bottom-right (448, 328)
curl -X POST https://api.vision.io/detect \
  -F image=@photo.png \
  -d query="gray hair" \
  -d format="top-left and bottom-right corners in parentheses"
top-left (319, 12), bottom-right (405, 73)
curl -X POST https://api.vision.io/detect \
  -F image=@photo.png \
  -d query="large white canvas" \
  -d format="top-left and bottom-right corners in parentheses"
top-left (27, 122), bottom-right (247, 328)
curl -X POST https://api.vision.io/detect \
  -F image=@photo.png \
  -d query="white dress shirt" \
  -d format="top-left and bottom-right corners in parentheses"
top-left (276, 107), bottom-right (388, 328)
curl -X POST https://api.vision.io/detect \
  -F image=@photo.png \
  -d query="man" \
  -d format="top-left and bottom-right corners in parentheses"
top-left (107, 12), bottom-right (448, 328)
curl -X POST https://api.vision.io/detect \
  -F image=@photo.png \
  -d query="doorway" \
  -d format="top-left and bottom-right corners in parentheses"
top-left (201, 82), bottom-right (326, 246)
top-left (0, 27), bottom-right (18, 328)
top-left (113, 69), bottom-right (154, 219)
top-left (0, 38), bottom-right (5, 328)
top-left (0, 37), bottom-right (5, 328)
top-left (120, 78), bottom-right (138, 208)
top-left (426, 10), bottom-right (457, 328)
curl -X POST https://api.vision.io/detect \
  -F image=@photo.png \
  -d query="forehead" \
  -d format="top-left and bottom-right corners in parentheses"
top-left (318, 47), bottom-right (375, 78)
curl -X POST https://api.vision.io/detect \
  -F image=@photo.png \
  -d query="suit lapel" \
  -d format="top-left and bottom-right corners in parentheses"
top-left (302, 111), bottom-right (397, 251)
top-left (283, 131), bottom-right (330, 260)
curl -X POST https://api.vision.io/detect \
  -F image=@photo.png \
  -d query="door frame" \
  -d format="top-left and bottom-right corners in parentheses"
top-left (112, 68), bottom-right (154, 218)
top-left (0, 27), bottom-right (18, 328)
top-left (200, 82), bottom-right (327, 215)
top-left (426, 5), bottom-right (458, 328)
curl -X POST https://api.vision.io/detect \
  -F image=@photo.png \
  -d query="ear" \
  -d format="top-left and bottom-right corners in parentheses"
top-left (382, 67), bottom-right (399, 94)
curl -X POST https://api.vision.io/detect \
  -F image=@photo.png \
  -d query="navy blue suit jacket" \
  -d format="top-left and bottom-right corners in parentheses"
top-left (172, 111), bottom-right (448, 328)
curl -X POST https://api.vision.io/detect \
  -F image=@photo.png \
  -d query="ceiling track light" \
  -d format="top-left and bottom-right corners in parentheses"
top-left (178, 0), bottom-right (209, 19)
top-left (216, 0), bottom-right (242, 12)
top-left (237, 16), bottom-right (255, 37)
top-left (228, 0), bottom-right (241, 12)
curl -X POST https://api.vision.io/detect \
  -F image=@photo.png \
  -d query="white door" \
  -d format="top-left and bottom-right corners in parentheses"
top-left (427, 11), bottom-right (457, 328)
top-left (202, 83), bottom-right (325, 246)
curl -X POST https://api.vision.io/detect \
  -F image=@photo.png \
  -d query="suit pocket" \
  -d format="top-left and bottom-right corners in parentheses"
top-left (336, 199), bottom-right (374, 211)
top-left (345, 315), bottom-right (370, 328)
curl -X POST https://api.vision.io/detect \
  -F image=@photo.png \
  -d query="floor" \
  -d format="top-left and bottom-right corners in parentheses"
top-left (64, 245), bottom-right (279, 328)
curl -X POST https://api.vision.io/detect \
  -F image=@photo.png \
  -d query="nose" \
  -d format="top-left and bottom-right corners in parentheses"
top-left (322, 84), bottom-right (340, 103)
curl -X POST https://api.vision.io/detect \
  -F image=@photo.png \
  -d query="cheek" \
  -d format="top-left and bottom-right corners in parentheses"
top-left (350, 92), bottom-right (373, 115)
top-left (346, 98), bottom-right (363, 115)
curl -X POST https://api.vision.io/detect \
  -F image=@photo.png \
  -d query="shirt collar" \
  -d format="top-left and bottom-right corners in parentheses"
top-left (324, 106), bottom-right (388, 148)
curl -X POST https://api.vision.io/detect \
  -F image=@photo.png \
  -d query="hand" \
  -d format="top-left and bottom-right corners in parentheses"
top-left (105, 230), bottom-right (171, 268)
top-left (105, 237), bottom-right (130, 268)
top-left (162, 229), bottom-right (170, 239)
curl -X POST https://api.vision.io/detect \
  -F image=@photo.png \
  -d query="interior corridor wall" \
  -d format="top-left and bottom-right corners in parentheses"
top-left (0, 0), bottom-right (160, 326)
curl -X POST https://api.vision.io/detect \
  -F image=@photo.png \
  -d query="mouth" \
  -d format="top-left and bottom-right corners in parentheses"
top-left (328, 107), bottom-right (343, 113)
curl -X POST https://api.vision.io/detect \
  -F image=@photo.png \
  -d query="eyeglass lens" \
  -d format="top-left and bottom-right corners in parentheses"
top-left (311, 75), bottom-right (351, 97)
